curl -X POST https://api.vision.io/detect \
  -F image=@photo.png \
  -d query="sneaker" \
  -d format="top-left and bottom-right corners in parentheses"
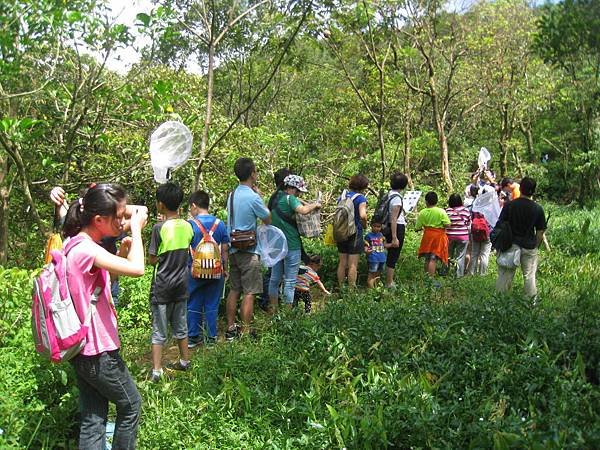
top-left (150, 371), bottom-right (163, 383)
top-left (166, 361), bottom-right (190, 372)
top-left (225, 325), bottom-right (240, 342)
top-left (188, 336), bottom-right (202, 349)
top-left (205, 336), bottom-right (217, 346)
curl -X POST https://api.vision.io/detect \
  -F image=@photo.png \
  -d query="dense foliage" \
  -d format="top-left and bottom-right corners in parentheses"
top-left (1, 204), bottom-right (599, 448)
top-left (1, 0), bottom-right (600, 267)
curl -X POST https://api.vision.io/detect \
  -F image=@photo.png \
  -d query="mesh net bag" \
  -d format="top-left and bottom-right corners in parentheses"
top-left (257, 225), bottom-right (288, 267)
top-left (149, 121), bottom-right (193, 183)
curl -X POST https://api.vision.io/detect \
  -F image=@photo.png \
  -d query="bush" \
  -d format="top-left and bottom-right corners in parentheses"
top-left (1, 204), bottom-right (599, 448)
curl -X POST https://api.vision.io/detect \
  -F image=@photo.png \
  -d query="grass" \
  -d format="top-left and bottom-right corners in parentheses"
top-left (1, 202), bottom-right (599, 448)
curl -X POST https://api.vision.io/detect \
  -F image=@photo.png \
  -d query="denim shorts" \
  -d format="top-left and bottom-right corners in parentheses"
top-left (368, 261), bottom-right (386, 273)
top-left (151, 301), bottom-right (188, 345)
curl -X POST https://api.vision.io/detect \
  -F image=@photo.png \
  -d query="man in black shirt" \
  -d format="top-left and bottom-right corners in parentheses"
top-left (495, 177), bottom-right (546, 298)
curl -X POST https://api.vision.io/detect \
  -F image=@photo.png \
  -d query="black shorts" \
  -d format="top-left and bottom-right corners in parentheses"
top-left (385, 224), bottom-right (406, 268)
top-left (336, 232), bottom-right (364, 255)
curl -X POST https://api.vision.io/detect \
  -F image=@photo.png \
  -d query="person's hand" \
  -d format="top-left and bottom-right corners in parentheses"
top-left (117, 237), bottom-right (132, 258)
top-left (325, 290), bottom-right (332, 296)
top-left (313, 202), bottom-right (322, 210)
top-left (50, 186), bottom-right (66, 207)
top-left (129, 206), bottom-right (148, 234)
top-left (391, 237), bottom-right (400, 248)
top-left (222, 269), bottom-right (229, 280)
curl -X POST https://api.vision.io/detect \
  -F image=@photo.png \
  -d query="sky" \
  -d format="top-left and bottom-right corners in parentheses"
top-left (104, 0), bottom-right (153, 73)
top-left (101, 0), bottom-right (554, 74)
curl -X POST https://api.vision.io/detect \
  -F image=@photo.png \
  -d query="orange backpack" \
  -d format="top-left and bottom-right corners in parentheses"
top-left (190, 218), bottom-right (222, 279)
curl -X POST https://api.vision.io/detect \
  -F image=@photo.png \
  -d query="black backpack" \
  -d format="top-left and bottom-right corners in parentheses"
top-left (372, 191), bottom-right (402, 226)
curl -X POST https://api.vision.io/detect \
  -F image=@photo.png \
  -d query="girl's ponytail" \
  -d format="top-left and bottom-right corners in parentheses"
top-left (62, 200), bottom-right (84, 238)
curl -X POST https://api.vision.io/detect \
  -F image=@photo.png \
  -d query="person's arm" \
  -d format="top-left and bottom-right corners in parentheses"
top-left (389, 203), bottom-right (401, 247)
top-left (146, 222), bottom-right (160, 267)
top-left (295, 201), bottom-right (321, 215)
top-left (414, 211), bottom-right (423, 231)
top-left (535, 230), bottom-right (545, 248)
top-left (93, 208), bottom-right (147, 276)
top-left (50, 186), bottom-right (68, 222)
top-left (358, 201), bottom-right (368, 229)
top-left (253, 196), bottom-right (272, 225)
top-left (221, 243), bottom-right (229, 277)
top-left (316, 280), bottom-right (331, 295)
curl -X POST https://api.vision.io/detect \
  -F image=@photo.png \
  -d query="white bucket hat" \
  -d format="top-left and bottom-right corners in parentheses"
top-left (283, 174), bottom-right (308, 193)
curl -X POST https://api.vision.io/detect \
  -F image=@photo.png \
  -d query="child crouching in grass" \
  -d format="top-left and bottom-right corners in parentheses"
top-left (294, 255), bottom-right (331, 313)
top-left (415, 191), bottom-right (450, 286)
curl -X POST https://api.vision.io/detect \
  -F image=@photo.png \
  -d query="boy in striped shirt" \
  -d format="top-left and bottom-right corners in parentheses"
top-left (294, 255), bottom-right (331, 313)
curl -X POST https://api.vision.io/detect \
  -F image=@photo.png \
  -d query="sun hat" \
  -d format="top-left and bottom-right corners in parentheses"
top-left (283, 174), bottom-right (308, 193)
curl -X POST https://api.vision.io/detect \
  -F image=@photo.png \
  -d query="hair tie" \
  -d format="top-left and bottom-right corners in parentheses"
top-left (78, 197), bottom-right (84, 212)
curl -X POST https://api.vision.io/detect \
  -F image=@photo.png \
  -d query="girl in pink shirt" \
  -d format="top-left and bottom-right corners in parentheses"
top-left (63, 183), bottom-right (147, 450)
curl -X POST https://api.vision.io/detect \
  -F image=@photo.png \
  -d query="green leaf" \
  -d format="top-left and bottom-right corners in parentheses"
top-left (136, 13), bottom-right (151, 27)
top-left (66, 11), bottom-right (83, 24)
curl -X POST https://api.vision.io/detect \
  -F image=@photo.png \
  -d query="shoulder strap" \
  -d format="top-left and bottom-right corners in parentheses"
top-left (209, 218), bottom-right (220, 235)
top-left (273, 192), bottom-right (297, 227)
top-left (350, 192), bottom-right (360, 202)
top-left (192, 217), bottom-right (209, 237)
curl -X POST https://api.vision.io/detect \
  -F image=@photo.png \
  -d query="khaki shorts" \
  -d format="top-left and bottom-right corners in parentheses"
top-left (229, 252), bottom-right (263, 295)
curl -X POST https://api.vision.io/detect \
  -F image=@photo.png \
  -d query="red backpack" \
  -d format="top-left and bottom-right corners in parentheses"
top-left (471, 212), bottom-right (490, 242)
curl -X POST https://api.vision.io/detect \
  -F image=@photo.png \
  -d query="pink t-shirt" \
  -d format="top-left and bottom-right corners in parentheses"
top-left (66, 236), bottom-right (120, 356)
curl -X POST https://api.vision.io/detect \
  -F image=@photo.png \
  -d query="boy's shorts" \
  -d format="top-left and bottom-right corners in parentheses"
top-left (420, 253), bottom-right (439, 261)
top-left (151, 301), bottom-right (188, 345)
top-left (229, 252), bottom-right (263, 295)
top-left (368, 261), bottom-right (386, 273)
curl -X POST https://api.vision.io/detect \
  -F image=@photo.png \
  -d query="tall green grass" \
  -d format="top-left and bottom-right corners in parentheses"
top-left (0, 204), bottom-right (598, 448)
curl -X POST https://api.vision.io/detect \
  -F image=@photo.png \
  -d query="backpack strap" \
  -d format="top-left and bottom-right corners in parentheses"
top-left (64, 236), bottom-right (106, 319)
top-left (273, 192), bottom-right (298, 228)
top-left (191, 217), bottom-right (209, 238)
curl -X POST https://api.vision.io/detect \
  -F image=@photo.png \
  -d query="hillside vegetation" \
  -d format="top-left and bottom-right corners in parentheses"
top-left (1, 203), bottom-right (599, 448)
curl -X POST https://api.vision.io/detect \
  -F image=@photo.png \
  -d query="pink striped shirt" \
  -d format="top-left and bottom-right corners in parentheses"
top-left (445, 206), bottom-right (471, 241)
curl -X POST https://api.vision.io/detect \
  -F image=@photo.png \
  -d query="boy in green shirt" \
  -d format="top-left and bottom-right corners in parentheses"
top-left (415, 191), bottom-right (451, 279)
top-left (148, 182), bottom-right (194, 382)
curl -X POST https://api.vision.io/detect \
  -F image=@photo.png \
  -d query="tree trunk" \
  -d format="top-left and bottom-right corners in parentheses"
top-left (426, 66), bottom-right (452, 190)
top-left (0, 157), bottom-right (8, 266)
top-left (194, 42), bottom-right (216, 190)
top-left (431, 93), bottom-right (452, 190)
top-left (403, 118), bottom-right (414, 189)
top-left (377, 121), bottom-right (386, 183)
top-left (520, 123), bottom-right (535, 163)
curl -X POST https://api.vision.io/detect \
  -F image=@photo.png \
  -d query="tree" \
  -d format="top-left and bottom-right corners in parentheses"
top-left (394, 0), bottom-right (482, 190)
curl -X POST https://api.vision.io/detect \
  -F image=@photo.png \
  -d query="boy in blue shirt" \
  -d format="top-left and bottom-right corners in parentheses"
top-left (187, 190), bottom-right (229, 348)
top-left (364, 221), bottom-right (388, 288)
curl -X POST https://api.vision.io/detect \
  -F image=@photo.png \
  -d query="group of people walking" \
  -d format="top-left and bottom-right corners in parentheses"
top-left (48, 156), bottom-right (546, 449)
